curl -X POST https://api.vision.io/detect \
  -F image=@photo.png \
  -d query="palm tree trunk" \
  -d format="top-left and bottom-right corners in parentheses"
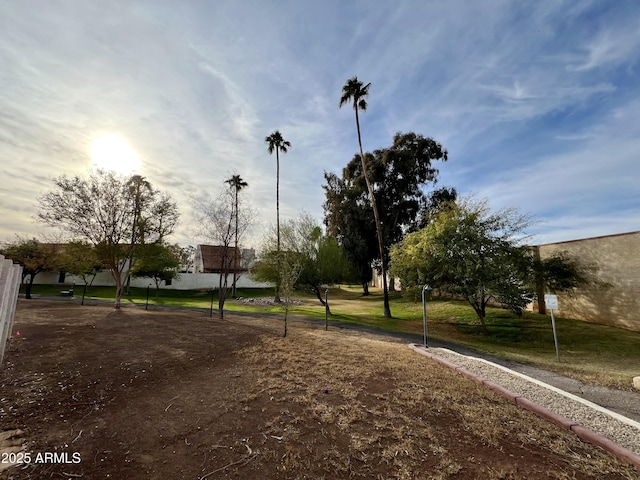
top-left (355, 108), bottom-right (391, 318)
top-left (232, 189), bottom-right (239, 297)
top-left (275, 148), bottom-right (281, 303)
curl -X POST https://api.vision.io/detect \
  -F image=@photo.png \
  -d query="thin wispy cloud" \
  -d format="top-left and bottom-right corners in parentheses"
top-left (1, 0), bottom-right (638, 248)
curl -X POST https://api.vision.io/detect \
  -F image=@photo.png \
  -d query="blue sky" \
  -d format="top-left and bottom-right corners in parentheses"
top-left (1, 0), bottom-right (639, 247)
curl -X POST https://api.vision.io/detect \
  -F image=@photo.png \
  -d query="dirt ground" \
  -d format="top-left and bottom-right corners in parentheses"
top-left (0, 300), bottom-right (637, 480)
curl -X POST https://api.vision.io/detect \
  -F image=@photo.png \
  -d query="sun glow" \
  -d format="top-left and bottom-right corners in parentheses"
top-left (90, 135), bottom-right (140, 174)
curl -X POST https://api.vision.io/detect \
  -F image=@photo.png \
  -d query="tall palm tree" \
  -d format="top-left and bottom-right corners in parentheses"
top-left (225, 174), bottom-right (248, 297)
top-left (125, 175), bottom-right (152, 295)
top-left (265, 130), bottom-right (291, 302)
top-left (340, 76), bottom-right (391, 318)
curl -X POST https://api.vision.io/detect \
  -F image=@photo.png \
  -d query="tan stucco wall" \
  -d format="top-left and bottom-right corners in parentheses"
top-left (536, 231), bottom-right (640, 332)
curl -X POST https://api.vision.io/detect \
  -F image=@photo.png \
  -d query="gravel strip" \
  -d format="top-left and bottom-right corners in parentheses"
top-left (426, 347), bottom-right (640, 455)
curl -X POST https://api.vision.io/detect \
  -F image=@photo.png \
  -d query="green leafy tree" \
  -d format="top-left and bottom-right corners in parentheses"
top-left (225, 174), bottom-right (249, 297)
top-left (124, 175), bottom-right (152, 295)
top-left (391, 198), bottom-right (533, 335)
top-left (1, 237), bottom-right (60, 299)
top-left (339, 76), bottom-right (391, 317)
top-left (324, 132), bottom-right (449, 296)
top-left (251, 215), bottom-right (309, 337)
top-left (177, 245), bottom-right (196, 273)
top-left (129, 242), bottom-right (181, 294)
top-left (416, 186), bottom-right (458, 230)
top-left (343, 132), bottom-right (450, 290)
top-left (323, 172), bottom-right (376, 295)
top-left (58, 240), bottom-right (104, 286)
top-left (37, 169), bottom-right (179, 308)
top-left (254, 213), bottom-right (352, 310)
top-left (265, 130), bottom-right (291, 302)
top-left (278, 249), bottom-right (304, 338)
top-left (298, 233), bottom-right (352, 312)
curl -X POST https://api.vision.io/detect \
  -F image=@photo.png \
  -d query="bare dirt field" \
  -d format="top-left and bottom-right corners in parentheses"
top-left (1, 300), bottom-right (637, 479)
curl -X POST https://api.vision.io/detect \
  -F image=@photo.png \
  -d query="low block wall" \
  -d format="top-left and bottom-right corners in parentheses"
top-left (0, 255), bottom-right (23, 365)
top-left (29, 271), bottom-right (272, 291)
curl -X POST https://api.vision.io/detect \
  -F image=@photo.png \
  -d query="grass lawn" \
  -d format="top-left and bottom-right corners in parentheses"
top-left (23, 283), bottom-right (640, 389)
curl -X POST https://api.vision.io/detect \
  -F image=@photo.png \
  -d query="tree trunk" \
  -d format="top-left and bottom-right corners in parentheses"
top-left (113, 269), bottom-right (123, 309)
top-left (283, 307), bottom-right (288, 338)
top-left (479, 316), bottom-right (489, 336)
top-left (470, 299), bottom-right (489, 336)
top-left (218, 290), bottom-right (226, 319)
top-left (114, 281), bottom-right (123, 309)
top-left (355, 107), bottom-right (391, 318)
top-left (313, 286), bottom-right (326, 305)
top-left (232, 189), bottom-right (239, 298)
top-left (275, 149), bottom-right (281, 303)
top-left (218, 269), bottom-right (227, 320)
top-left (25, 274), bottom-right (35, 299)
top-left (533, 246), bottom-right (547, 314)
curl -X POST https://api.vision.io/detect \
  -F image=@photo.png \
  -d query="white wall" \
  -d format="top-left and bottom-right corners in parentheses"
top-left (29, 271), bottom-right (272, 290)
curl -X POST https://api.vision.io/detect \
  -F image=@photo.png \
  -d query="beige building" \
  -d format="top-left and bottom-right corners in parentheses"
top-left (534, 231), bottom-right (640, 332)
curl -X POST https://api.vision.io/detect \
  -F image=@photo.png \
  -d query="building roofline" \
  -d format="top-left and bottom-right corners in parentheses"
top-left (535, 230), bottom-right (640, 247)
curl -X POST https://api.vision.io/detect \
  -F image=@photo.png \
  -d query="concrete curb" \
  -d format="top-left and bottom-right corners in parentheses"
top-left (408, 343), bottom-right (640, 470)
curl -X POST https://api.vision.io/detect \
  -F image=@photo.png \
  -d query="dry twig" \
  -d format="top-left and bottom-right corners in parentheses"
top-left (71, 430), bottom-right (83, 444)
top-left (200, 454), bottom-right (257, 479)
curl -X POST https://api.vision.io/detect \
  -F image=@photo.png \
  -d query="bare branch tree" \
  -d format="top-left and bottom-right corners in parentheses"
top-left (37, 169), bottom-right (179, 308)
top-left (192, 185), bottom-right (255, 319)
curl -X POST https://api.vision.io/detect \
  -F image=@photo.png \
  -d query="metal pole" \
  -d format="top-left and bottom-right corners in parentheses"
top-left (145, 284), bottom-right (151, 310)
top-left (81, 284), bottom-right (87, 305)
top-left (550, 309), bottom-right (560, 362)
top-left (325, 289), bottom-right (329, 331)
top-left (210, 287), bottom-right (215, 318)
top-left (422, 284), bottom-right (430, 348)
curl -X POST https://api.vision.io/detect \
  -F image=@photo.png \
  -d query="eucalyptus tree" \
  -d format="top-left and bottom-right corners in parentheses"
top-left (265, 130), bottom-right (291, 302)
top-left (324, 132), bottom-right (450, 298)
top-left (339, 77), bottom-right (390, 316)
top-left (225, 174), bottom-right (249, 297)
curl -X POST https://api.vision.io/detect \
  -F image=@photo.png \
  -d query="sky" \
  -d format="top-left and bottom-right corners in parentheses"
top-left (1, 0), bottom-right (639, 248)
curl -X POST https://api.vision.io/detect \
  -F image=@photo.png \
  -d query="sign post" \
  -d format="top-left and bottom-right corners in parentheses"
top-left (545, 294), bottom-right (560, 362)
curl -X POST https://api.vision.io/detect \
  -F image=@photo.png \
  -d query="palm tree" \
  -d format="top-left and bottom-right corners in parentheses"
top-left (265, 130), bottom-right (291, 302)
top-left (339, 76), bottom-right (391, 318)
top-left (125, 175), bottom-right (152, 295)
top-left (225, 174), bottom-right (248, 297)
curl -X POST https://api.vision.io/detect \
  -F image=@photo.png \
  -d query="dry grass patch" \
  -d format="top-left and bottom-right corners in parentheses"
top-left (233, 325), bottom-right (636, 479)
top-left (1, 301), bottom-right (637, 480)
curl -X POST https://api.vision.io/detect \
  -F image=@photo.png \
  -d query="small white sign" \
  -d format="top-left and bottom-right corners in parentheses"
top-left (544, 294), bottom-right (559, 310)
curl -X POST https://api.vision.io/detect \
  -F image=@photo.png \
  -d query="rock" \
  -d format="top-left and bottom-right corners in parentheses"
top-left (633, 376), bottom-right (640, 391)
